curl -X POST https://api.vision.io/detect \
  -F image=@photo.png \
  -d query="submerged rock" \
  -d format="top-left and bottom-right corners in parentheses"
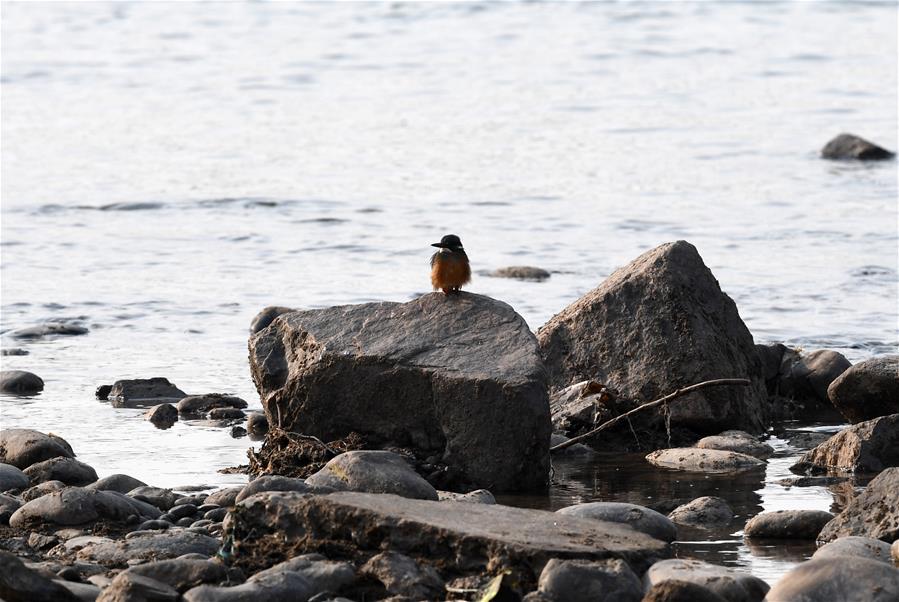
top-left (743, 509), bottom-right (834, 540)
top-left (489, 266), bottom-right (551, 281)
top-left (812, 536), bottom-right (893, 564)
top-left (305, 451), bottom-right (438, 500)
top-left (695, 431), bottom-right (773, 459)
top-left (0, 370), bottom-right (45, 395)
top-left (667, 496), bottom-right (733, 529)
top-left (790, 414), bottom-right (899, 474)
top-left (9, 322), bottom-right (89, 339)
top-left (818, 467), bottom-right (899, 542)
top-left (536, 558), bottom-right (642, 602)
top-left (146, 403), bottom-right (179, 427)
top-left (827, 356), bottom-right (899, 423)
top-left (23, 457), bottom-right (98, 486)
top-left (0, 429), bottom-right (75, 469)
top-left (643, 558), bottom-right (769, 602)
top-left (0, 463), bottom-right (29, 492)
top-left (556, 502), bottom-right (677, 543)
top-left (645, 448), bottom-right (765, 473)
top-left (248, 292), bottom-right (551, 492)
top-left (765, 557), bottom-right (899, 601)
top-left (107, 377), bottom-right (187, 408)
top-left (537, 241), bottom-right (767, 443)
top-left (821, 133), bottom-right (895, 160)
top-left (1, 348), bottom-right (29, 356)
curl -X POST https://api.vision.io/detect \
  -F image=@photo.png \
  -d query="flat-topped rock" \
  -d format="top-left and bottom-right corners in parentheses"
top-left (248, 292), bottom-right (551, 492)
top-left (224, 491), bottom-right (670, 580)
top-left (108, 377), bottom-right (187, 409)
top-left (790, 414), bottom-right (899, 475)
top-left (645, 448), bottom-right (765, 473)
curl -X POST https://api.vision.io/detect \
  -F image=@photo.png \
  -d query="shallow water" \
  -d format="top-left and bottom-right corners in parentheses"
top-left (1, 1), bottom-right (896, 585)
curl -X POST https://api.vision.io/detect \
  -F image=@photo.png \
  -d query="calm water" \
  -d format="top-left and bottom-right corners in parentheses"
top-left (1, 1), bottom-right (897, 585)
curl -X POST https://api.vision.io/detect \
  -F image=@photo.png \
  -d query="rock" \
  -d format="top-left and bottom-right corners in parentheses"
top-left (766, 557), bottom-right (899, 601)
top-left (549, 433), bottom-right (595, 455)
top-left (893, 539), bottom-right (899, 565)
top-left (204, 487), bottom-right (242, 508)
top-left (226, 492), bottom-right (670, 581)
top-left (549, 380), bottom-right (619, 437)
top-left (641, 579), bottom-right (728, 602)
top-left (246, 413), bottom-right (269, 436)
top-left (77, 529), bottom-right (220, 567)
top-left (23, 457), bottom-right (98, 486)
top-left (249, 292), bottom-right (550, 493)
top-left (645, 448), bottom-right (765, 473)
top-left (756, 343), bottom-right (787, 391)
top-left (146, 404), bottom-right (179, 427)
top-left (169, 503), bottom-right (198, 520)
top-left (821, 133), bottom-right (895, 160)
top-left (95, 385), bottom-right (112, 399)
top-left (251, 554), bottom-right (355, 594)
top-left (235, 475), bottom-right (319, 503)
top-left (0, 463), bottom-right (30, 491)
top-left (828, 356), bottom-right (899, 423)
top-left (537, 241), bottom-right (767, 443)
top-left (437, 489), bottom-right (496, 504)
top-left (9, 322), bottom-right (88, 339)
top-left (743, 510), bottom-right (834, 540)
top-left (790, 414), bottom-right (899, 474)
top-left (208, 407), bottom-right (245, 420)
top-left (184, 570), bottom-right (313, 602)
top-left (177, 394), bottom-right (247, 416)
top-left (556, 502), bottom-right (677, 542)
top-left (108, 378), bottom-right (187, 409)
top-left (305, 451), bottom-right (438, 500)
top-left (229, 426), bottom-right (246, 438)
top-left (96, 571), bottom-right (180, 602)
top-left (667, 497), bottom-right (733, 529)
top-left (361, 551), bottom-right (444, 600)
top-left (0, 429), bottom-right (75, 469)
top-left (1, 348), bottom-right (29, 356)
top-left (86, 474), bottom-right (148, 494)
top-left (128, 486), bottom-right (180, 510)
top-left (643, 559), bottom-right (769, 602)
top-left (537, 558), bottom-right (642, 602)
top-left (9, 487), bottom-right (156, 528)
top-left (0, 550), bottom-right (81, 602)
top-left (0, 492), bottom-right (23, 524)
top-left (818, 467), bottom-right (899, 542)
top-left (57, 580), bottom-right (101, 601)
top-left (812, 536), bottom-right (892, 563)
top-left (695, 432), bottom-right (773, 459)
top-left (0, 370), bottom-right (45, 395)
top-left (125, 558), bottom-right (228, 592)
top-left (250, 306), bottom-right (294, 334)
top-left (28, 532), bottom-right (58, 550)
top-left (785, 430), bottom-right (832, 450)
top-left (778, 349), bottom-right (851, 403)
top-left (489, 266), bottom-right (551, 281)
top-left (22, 480), bottom-right (67, 501)
top-left (140, 519), bottom-right (172, 531)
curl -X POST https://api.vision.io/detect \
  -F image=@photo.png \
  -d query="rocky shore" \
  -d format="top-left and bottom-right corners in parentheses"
top-left (2, 240), bottom-right (898, 601)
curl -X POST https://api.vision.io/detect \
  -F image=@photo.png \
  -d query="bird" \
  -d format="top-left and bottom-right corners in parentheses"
top-left (430, 234), bottom-right (471, 295)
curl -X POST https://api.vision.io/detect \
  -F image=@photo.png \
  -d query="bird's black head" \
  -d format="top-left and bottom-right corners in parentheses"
top-left (431, 234), bottom-right (464, 250)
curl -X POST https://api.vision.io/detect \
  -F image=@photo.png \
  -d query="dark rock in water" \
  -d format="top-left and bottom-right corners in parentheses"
top-left (230, 426), bottom-right (246, 438)
top-left (821, 133), bottom-right (895, 160)
top-left (0, 550), bottom-right (81, 602)
top-left (645, 448), bottom-right (765, 473)
top-left (225, 491), bottom-right (670, 582)
top-left (85, 473), bottom-right (147, 494)
top-left (305, 451), bottom-right (439, 500)
top-left (812, 536), bottom-right (893, 564)
top-left (177, 394), bottom-right (247, 416)
top-left (556, 501), bottom-right (677, 543)
top-left (0, 463), bottom-right (30, 492)
top-left (248, 292), bottom-right (551, 492)
top-left (124, 558), bottom-right (228, 592)
top-left (765, 557), bottom-right (899, 601)
top-left (361, 551), bottom-right (445, 600)
top-left (643, 559), bottom-right (769, 602)
top-left (778, 349), bottom-right (851, 403)
top-left (817, 467), bottom-right (899, 542)
top-left (208, 407), bottom-right (246, 420)
top-left (1, 348), bottom-right (29, 356)
top-left (95, 384), bottom-right (112, 400)
top-left (250, 305), bottom-right (294, 334)
top-left (743, 509), bottom-right (834, 540)
top-left (827, 356), bottom-right (899, 423)
top-left (95, 571), bottom-right (181, 602)
top-left (184, 569), bottom-right (313, 602)
top-left (695, 431), bottom-right (773, 459)
top-left (537, 241), bottom-right (767, 444)
top-left (76, 529), bottom-right (220, 567)
top-left (489, 266), bottom-right (551, 281)
top-left (128, 486), bottom-right (179, 511)
top-left (0, 370), bottom-right (44, 395)
top-left (234, 475), bottom-right (318, 503)
top-left (146, 403), bottom-right (179, 427)
top-left (791, 414), bottom-right (899, 475)
top-left (0, 493), bottom-right (22, 524)
top-left (108, 377), bottom-right (187, 408)
top-left (246, 412), bottom-right (269, 436)
top-left (23, 457), bottom-right (98, 486)
top-left (641, 579), bottom-right (728, 602)
top-left (9, 322), bottom-right (89, 339)
top-left (0, 429), bottom-right (75, 469)
top-left (9, 487), bottom-right (154, 528)
top-left (22, 480), bottom-right (66, 501)
top-left (667, 496), bottom-right (733, 529)
top-left (537, 558), bottom-right (642, 602)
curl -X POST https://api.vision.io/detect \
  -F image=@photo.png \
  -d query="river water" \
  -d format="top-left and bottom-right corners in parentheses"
top-left (1, 1), bottom-right (896, 585)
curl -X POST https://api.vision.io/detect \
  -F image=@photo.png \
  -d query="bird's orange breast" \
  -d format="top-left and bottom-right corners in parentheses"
top-left (431, 254), bottom-right (471, 290)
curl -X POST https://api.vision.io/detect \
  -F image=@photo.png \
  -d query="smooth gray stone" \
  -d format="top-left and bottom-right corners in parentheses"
top-left (537, 558), bottom-right (642, 602)
top-left (642, 580), bottom-right (727, 602)
top-left (361, 551), bottom-right (443, 600)
top-left (765, 556), bottom-right (899, 601)
top-left (22, 480), bottom-right (67, 501)
top-left (55, 579), bottom-right (101, 602)
top-left (812, 536), bottom-right (892, 563)
top-left (557, 502), bottom-right (677, 543)
top-left (644, 559), bottom-right (769, 602)
top-left (0, 370), bottom-right (44, 395)
top-left (184, 570), bottom-right (313, 602)
top-left (0, 550), bottom-right (80, 602)
top-left (305, 451), bottom-right (438, 500)
top-left (646, 448), bottom-right (765, 473)
top-left (246, 413), bottom-right (269, 436)
top-left (743, 510), bottom-right (834, 540)
top-left (146, 404), bottom-right (179, 426)
top-left (235, 475), bottom-right (316, 503)
top-left (177, 394), bottom-right (247, 416)
top-left (0, 492), bottom-right (23, 524)
top-left (10, 487), bottom-right (145, 528)
top-left (128, 486), bottom-right (179, 510)
top-left (251, 554), bottom-right (355, 594)
top-left (125, 558), bottom-right (228, 593)
top-left (827, 356), bottom-right (899, 423)
top-left (85, 474), bottom-right (148, 494)
top-left (249, 306), bottom-right (294, 335)
top-left (0, 429), bottom-right (75, 469)
top-left (667, 496), bottom-right (734, 529)
top-left (76, 529), bottom-right (220, 567)
top-left (0, 463), bottom-right (30, 492)
top-left (9, 322), bottom-right (88, 339)
top-left (23, 457), bottom-right (98, 486)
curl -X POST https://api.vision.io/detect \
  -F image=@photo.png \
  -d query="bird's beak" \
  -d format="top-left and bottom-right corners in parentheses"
top-left (431, 242), bottom-right (446, 248)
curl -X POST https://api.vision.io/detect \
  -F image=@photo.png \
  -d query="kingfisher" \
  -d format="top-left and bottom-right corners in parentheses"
top-left (430, 234), bottom-right (471, 295)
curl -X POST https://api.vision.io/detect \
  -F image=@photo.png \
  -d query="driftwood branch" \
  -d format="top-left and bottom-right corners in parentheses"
top-left (550, 378), bottom-right (751, 453)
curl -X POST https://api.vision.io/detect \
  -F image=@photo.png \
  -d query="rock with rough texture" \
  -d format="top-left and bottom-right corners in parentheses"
top-left (361, 551), bottom-right (444, 600)
top-left (23, 457), bottom-right (98, 486)
top-left (128, 486), bottom-right (180, 510)
top-left (667, 496), bottom-right (733, 529)
top-left (250, 553), bottom-right (355, 594)
top-left (828, 356), bottom-right (899, 423)
top-left (146, 404), bottom-right (179, 427)
top-left (184, 570), bottom-right (313, 602)
top-left (437, 489), bottom-right (496, 504)
top-left (178, 394), bottom-right (247, 416)
top-left (490, 266), bottom-right (551, 281)
top-left (766, 556), bottom-right (899, 601)
top-left (818, 467), bottom-right (899, 542)
top-left (821, 133), bottom-right (896, 160)
top-left (0, 550), bottom-right (81, 602)
top-left (790, 414), bottom-right (899, 475)
top-left (0, 492), bottom-right (22, 524)
top-left (556, 502), bottom-right (677, 543)
top-left (125, 558), bottom-right (228, 592)
top-left (812, 536), bottom-right (892, 563)
top-left (641, 579), bottom-right (728, 602)
top-left (695, 431), bottom-right (773, 459)
top-left (96, 571), bottom-right (180, 602)
top-left (0, 370), bottom-right (45, 395)
top-left (646, 448), bottom-right (765, 473)
top-left (537, 558), bottom-right (642, 602)
top-left (208, 407), bottom-right (245, 420)
top-left (305, 451), bottom-right (438, 500)
top-left (108, 377), bottom-right (187, 408)
top-left (86, 474), bottom-right (148, 494)
top-left (226, 491), bottom-right (670, 579)
top-left (0, 429), bottom-right (75, 469)
top-left (9, 487), bottom-right (156, 527)
top-left (644, 559), bottom-right (769, 602)
top-left (21, 480), bottom-right (66, 501)
top-left (537, 241), bottom-right (767, 442)
top-left (246, 412), bottom-right (269, 436)
top-left (743, 510), bottom-right (834, 540)
top-left (248, 292), bottom-right (551, 492)
top-left (0, 463), bottom-right (30, 492)
top-left (77, 529), bottom-right (220, 566)
top-left (235, 475), bottom-right (319, 503)
top-left (250, 306), bottom-right (294, 334)
top-left (549, 380), bottom-right (619, 437)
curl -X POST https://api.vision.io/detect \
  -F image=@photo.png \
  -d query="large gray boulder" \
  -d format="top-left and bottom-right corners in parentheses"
top-left (248, 292), bottom-right (551, 492)
top-left (765, 557), bottom-right (899, 601)
top-left (818, 467), bottom-right (899, 542)
top-left (0, 429), bottom-right (75, 469)
top-left (790, 414), bottom-right (899, 475)
top-left (827, 356), bottom-right (899, 423)
top-left (537, 241), bottom-right (766, 445)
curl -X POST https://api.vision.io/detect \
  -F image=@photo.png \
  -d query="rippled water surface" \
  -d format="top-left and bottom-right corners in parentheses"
top-left (1, 1), bottom-right (897, 585)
